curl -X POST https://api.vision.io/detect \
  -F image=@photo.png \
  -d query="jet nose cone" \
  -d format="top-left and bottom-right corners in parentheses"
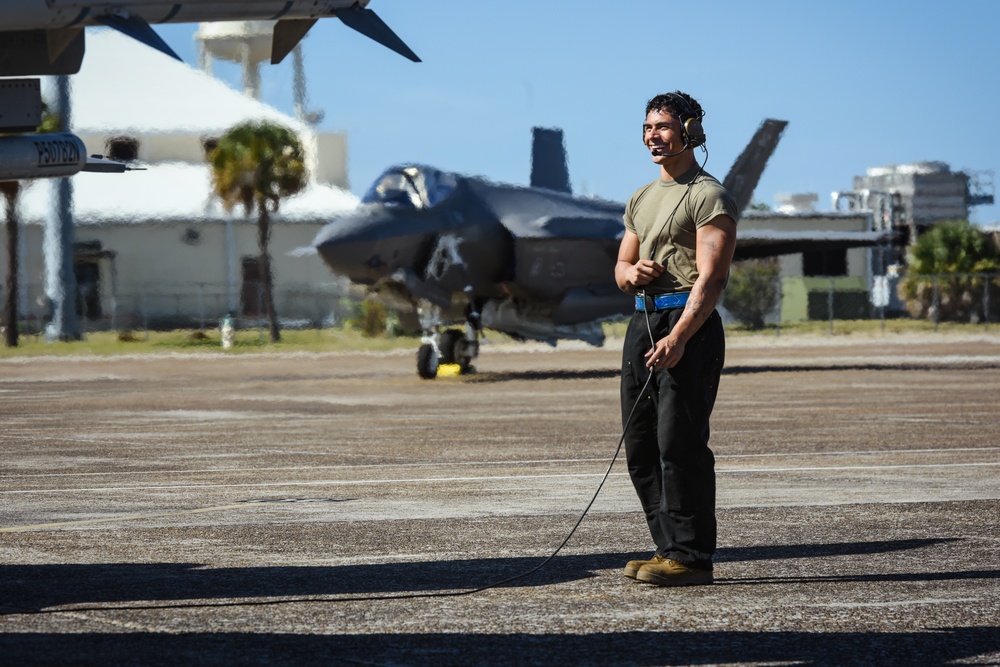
top-left (313, 211), bottom-right (383, 281)
top-left (313, 208), bottom-right (433, 283)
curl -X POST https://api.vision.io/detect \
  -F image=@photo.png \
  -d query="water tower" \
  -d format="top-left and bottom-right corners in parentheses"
top-left (194, 21), bottom-right (323, 124)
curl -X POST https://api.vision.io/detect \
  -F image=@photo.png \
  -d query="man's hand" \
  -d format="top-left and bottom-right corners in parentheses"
top-left (623, 258), bottom-right (664, 291)
top-left (645, 333), bottom-right (684, 369)
top-left (615, 230), bottom-right (663, 294)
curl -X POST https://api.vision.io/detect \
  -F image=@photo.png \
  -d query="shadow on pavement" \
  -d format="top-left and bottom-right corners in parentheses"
top-left (0, 538), bottom-right (973, 614)
top-left (724, 362), bottom-right (1000, 374)
top-left (466, 362), bottom-right (1000, 383)
top-left (714, 538), bottom-right (961, 562)
top-left (468, 368), bottom-right (619, 383)
top-left (1, 627), bottom-right (998, 666)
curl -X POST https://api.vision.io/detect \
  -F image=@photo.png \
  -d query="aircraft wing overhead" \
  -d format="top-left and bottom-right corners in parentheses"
top-left (733, 229), bottom-right (893, 261)
top-left (0, 0), bottom-right (419, 75)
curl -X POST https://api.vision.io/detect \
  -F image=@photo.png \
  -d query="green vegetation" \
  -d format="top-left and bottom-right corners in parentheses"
top-left (344, 298), bottom-right (393, 338)
top-left (722, 258), bottom-right (781, 329)
top-left (900, 220), bottom-right (1000, 322)
top-left (721, 318), bottom-right (995, 337)
top-left (1, 319), bottom-right (994, 360)
top-left (0, 326), bottom-right (423, 359)
top-left (602, 317), bottom-right (996, 340)
top-left (208, 121), bottom-right (307, 343)
top-left (907, 220), bottom-right (1000, 275)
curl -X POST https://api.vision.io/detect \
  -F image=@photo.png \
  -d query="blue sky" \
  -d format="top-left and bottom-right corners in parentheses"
top-left (158, 0), bottom-right (1000, 224)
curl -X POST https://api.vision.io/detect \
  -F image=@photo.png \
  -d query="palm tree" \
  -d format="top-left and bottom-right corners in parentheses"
top-left (208, 121), bottom-right (307, 342)
top-left (2, 181), bottom-right (20, 347)
top-left (900, 220), bottom-right (1000, 321)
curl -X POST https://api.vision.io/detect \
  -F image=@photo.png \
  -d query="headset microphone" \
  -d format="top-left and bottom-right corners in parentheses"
top-left (650, 145), bottom-right (689, 158)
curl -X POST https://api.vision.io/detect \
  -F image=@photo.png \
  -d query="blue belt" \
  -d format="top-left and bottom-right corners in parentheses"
top-left (635, 292), bottom-right (690, 311)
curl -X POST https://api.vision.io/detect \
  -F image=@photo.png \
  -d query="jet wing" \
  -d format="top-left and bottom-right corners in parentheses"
top-left (478, 186), bottom-right (624, 299)
top-left (474, 181), bottom-right (624, 240)
top-left (474, 184), bottom-right (626, 299)
top-left (501, 213), bottom-right (624, 240)
top-left (733, 229), bottom-right (893, 261)
top-left (0, 0), bottom-right (418, 75)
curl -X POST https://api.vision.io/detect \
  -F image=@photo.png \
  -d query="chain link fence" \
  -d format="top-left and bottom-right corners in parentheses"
top-left (0, 280), bottom-right (360, 339)
top-left (4, 272), bottom-right (1000, 340)
top-left (718, 269), bottom-right (1000, 334)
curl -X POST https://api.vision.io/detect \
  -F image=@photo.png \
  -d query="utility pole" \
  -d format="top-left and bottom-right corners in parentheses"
top-left (43, 75), bottom-right (80, 341)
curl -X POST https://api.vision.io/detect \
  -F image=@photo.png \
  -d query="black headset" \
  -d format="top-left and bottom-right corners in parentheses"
top-left (663, 91), bottom-right (706, 149)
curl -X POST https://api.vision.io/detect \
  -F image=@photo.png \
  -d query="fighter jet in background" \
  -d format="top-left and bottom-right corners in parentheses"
top-left (314, 120), bottom-right (890, 378)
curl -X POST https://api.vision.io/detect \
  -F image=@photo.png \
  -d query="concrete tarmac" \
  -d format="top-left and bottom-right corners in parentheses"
top-left (1, 332), bottom-right (999, 666)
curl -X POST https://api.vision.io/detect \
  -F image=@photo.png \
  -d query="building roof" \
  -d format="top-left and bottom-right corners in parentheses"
top-left (22, 28), bottom-right (359, 225)
top-left (51, 28), bottom-right (312, 137)
top-left (18, 162), bottom-right (359, 225)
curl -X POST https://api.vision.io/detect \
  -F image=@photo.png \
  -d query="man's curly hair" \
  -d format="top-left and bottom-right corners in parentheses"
top-left (645, 91), bottom-right (703, 121)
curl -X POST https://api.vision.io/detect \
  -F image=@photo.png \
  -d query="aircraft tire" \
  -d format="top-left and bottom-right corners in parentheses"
top-left (417, 343), bottom-right (439, 379)
top-left (438, 329), bottom-right (464, 365)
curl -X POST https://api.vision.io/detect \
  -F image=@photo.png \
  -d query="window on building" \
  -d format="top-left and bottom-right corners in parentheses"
top-left (182, 228), bottom-right (201, 245)
top-left (802, 249), bottom-right (847, 277)
top-left (74, 261), bottom-right (102, 319)
top-left (202, 137), bottom-right (219, 157)
top-left (105, 136), bottom-right (139, 161)
top-left (241, 257), bottom-right (262, 317)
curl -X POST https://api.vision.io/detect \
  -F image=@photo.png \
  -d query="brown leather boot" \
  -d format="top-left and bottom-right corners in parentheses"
top-left (636, 558), bottom-right (713, 587)
top-left (623, 553), bottom-right (667, 579)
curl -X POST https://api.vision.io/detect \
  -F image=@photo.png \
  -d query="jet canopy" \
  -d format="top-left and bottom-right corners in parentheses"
top-left (361, 165), bottom-right (458, 210)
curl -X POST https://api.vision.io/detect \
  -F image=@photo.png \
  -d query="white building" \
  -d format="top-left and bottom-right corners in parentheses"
top-left (5, 28), bottom-right (358, 331)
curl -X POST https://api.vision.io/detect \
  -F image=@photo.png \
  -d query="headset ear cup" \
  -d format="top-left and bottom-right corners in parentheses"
top-left (684, 117), bottom-right (705, 148)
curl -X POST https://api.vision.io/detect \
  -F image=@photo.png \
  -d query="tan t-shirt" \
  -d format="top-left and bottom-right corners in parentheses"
top-left (623, 165), bottom-right (738, 293)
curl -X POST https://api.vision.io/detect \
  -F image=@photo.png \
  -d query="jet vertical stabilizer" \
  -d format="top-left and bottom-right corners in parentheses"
top-left (723, 119), bottom-right (788, 213)
top-left (530, 127), bottom-right (571, 194)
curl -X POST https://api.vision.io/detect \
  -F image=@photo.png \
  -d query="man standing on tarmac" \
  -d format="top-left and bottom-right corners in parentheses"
top-left (614, 91), bottom-right (738, 587)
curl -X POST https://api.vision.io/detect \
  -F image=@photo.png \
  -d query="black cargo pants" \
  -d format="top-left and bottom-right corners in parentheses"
top-left (620, 306), bottom-right (725, 571)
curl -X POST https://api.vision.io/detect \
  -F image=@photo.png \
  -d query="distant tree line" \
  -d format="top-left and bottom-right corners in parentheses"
top-left (900, 220), bottom-right (1000, 322)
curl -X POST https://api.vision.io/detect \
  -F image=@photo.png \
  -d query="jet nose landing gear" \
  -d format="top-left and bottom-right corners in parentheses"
top-left (417, 327), bottom-right (479, 379)
top-left (415, 301), bottom-right (480, 379)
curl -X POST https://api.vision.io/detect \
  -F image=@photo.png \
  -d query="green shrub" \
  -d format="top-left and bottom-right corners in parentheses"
top-left (723, 258), bottom-right (781, 329)
top-left (348, 298), bottom-right (390, 338)
top-left (900, 221), bottom-right (1000, 322)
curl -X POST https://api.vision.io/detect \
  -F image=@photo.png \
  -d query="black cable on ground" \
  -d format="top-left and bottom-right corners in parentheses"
top-left (4, 370), bottom-right (655, 616)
